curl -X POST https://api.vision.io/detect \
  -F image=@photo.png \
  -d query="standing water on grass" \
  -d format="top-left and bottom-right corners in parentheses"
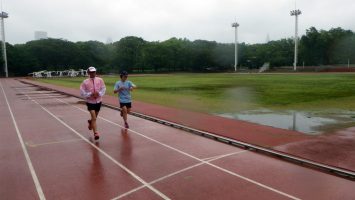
top-left (217, 110), bottom-right (355, 135)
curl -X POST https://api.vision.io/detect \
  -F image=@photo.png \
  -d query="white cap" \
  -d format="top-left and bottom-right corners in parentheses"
top-left (87, 66), bottom-right (96, 72)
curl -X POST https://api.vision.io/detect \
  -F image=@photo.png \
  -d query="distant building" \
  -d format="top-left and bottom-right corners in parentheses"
top-left (106, 37), bottom-right (113, 44)
top-left (34, 31), bottom-right (48, 40)
top-left (266, 33), bottom-right (270, 43)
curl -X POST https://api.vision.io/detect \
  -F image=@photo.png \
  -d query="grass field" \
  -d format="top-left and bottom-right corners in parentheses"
top-left (36, 73), bottom-right (355, 114)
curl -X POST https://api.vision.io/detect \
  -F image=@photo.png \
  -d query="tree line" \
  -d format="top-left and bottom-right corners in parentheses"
top-left (1, 26), bottom-right (354, 76)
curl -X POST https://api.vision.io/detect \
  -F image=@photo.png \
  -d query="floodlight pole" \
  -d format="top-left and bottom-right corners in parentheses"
top-left (232, 22), bottom-right (239, 72)
top-left (0, 11), bottom-right (8, 77)
top-left (290, 9), bottom-right (301, 71)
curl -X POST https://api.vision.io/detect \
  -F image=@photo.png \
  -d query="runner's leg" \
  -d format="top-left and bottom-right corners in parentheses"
top-left (122, 106), bottom-right (128, 123)
top-left (89, 110), bottom-right (97, 133)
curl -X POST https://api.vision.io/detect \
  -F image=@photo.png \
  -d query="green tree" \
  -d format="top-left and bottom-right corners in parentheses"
top-left (112, 36), bottom-right (146, 73)
top-left (326, 28), bottom-right (354, 64)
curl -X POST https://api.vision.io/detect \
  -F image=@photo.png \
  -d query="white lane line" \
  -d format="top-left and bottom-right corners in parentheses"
top-left (201, 151), bottom-right (247, 162)
top-left (26, 138), bottom-right (84, 147)
top-left (112, 185), bottom-right (146, 200)
top-left (113, 163), bottom-right (205, 200)
top-left (149, 150), bottom-right (248, 184)
top-left (20, 90), bottom-right (171, 200)
top-left (0, 81), bottom-right (46, 200)
top-left (114, 150), bottom-right (248, 199)
top-left (52, 98), bottom-right (301, 200)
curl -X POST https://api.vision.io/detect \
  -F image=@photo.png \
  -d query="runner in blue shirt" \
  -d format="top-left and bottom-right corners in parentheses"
top-left (114, 71), bottom-right (136, 128)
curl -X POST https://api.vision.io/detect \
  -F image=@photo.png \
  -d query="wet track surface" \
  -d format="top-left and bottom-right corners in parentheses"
top-left (1, 78), bottom-right (354, 200)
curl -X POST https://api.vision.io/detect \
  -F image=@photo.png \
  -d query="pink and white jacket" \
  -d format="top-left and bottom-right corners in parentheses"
top-left (80, 77), bottom-right (106, 104)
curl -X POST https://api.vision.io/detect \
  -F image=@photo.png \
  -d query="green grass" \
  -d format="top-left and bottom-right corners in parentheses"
top-left (36, 73), bottom-right (355, 113)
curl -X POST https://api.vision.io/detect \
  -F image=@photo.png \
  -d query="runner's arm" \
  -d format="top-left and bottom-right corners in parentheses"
top-left (98, 80), bottom-right (106, 97)
top-left (80, 82), bottom-right (92, 98)
top-left (129, 82), bottom-right (137, 91)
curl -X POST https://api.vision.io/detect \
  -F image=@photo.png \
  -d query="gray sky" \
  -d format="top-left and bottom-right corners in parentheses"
top-left (2, 0), bottom-right (355, 44)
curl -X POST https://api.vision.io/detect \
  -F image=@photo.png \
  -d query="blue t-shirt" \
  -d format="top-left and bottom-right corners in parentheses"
top-left (114, 80), bottom-right (134, 103)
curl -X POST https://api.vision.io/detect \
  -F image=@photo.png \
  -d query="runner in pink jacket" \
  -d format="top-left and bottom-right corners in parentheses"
top-left (80, 66), bottom-right (106, 140)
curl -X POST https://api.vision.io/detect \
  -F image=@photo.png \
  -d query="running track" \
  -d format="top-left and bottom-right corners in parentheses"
top-left (1, 78), bottom-right (354, 200)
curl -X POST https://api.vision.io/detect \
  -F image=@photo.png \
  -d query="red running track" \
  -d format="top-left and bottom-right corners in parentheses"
top-left (1, 78), bottom-right (354, 200)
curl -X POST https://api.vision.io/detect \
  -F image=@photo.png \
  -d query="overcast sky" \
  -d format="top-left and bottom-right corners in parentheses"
top-left (2, 0), bottom-right (355, 44)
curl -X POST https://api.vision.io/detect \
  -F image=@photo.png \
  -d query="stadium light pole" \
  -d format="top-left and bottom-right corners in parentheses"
top-left (232, 22), bottom-right (239, 72)
top-left (0, 11), bottom-right (8, 77)
top-left (290, 9), bottom-right (301, 71)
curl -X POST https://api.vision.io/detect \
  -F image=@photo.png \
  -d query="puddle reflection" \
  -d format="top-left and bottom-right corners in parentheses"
top-left (218, 110), bottom-right (355, 135)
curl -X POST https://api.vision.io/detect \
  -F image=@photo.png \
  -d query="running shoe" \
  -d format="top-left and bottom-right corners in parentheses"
top-left (94, 132), bottom-right (100, 140)
top-left (125, 122), bottom-right (129, 129)
top-left (88, 120), bottom-right (92, 130)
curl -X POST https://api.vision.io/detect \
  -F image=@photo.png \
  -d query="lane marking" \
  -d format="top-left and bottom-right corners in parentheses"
top-left (19, 89), bottom-right (171, 200)
top-left (112, 185), bottom-right (146, 200)
top-left (0, 81), bottom-right (46, 200)
top-left (114, 150), bottom-right (248, 199)
top-left (201, 151), bottom-right (247, 162)
top-left (26, 138), bottom-right (84, 147)
top-left (50, 96), bottom-right (301, 200)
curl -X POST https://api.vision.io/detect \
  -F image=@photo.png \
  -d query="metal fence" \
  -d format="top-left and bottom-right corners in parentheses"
top-left (29, 69), bottom-right (88, 78)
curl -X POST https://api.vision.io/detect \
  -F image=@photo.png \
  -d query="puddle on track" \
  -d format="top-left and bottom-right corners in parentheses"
top-left (217, 110), bottom-right (355, 135)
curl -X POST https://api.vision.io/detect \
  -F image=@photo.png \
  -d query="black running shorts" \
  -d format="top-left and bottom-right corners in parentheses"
top-left (120, 102), bottom-right (132, 108)
top-left (86, 102), bottom-right (102, 112)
